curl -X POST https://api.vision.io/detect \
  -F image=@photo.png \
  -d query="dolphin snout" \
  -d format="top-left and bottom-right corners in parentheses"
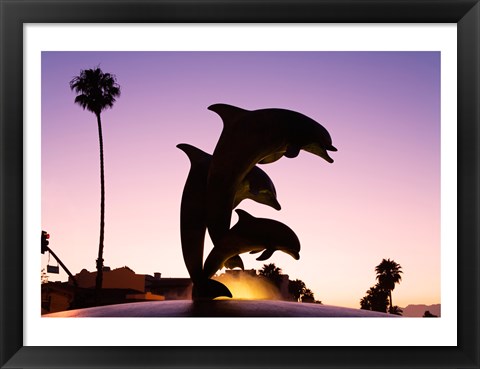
top-left (283, 249), bottom-right (300, 260)
top-left (318, 149), bottom-right (334, 164)
top-left (291, 251), bottom-right (300, 260)
top-left (323, 154), bottom-right (334, 163)
top-left (272, 199), bottom-right (282, 211)
top-left (303, 143), bottom-right (335, 163)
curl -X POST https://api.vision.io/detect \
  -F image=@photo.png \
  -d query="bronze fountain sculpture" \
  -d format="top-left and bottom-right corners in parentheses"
top-left (178, 103), bottom-right (337, 300)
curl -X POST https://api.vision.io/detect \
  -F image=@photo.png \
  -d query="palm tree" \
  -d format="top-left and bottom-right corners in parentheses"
top-left (301, 288), bottom-right (315, 303)
top-left (288, 279), bottom-right (306, 302)
top-left (69, 67), bottom-right (120, 297)
top-left (390, 305), bottom-right (403, 316)
top-left (360, 284), bottom-right (389, 313)
top-left (375, 258), bottom-right (403, 313)
top-left (258, 263), bottom-right (283, 288)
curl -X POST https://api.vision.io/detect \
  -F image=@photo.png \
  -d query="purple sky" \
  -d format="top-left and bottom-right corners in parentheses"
top-left (41, 51), bottom-right (440, 308)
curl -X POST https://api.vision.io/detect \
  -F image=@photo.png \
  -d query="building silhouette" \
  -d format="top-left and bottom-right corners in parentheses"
top-left (41, 266), bottom-right (193, 314)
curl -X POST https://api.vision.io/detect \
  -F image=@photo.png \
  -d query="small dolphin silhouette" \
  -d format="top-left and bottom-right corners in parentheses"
top-left (203, 209), bottom-right (301, 279)
top-left (206, 103), bottom-right (337, 245)
top-left (177, 143), bottom-right (281, 298)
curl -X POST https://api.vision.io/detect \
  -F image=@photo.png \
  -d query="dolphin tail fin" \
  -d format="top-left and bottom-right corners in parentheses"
top-left (192, 278), bottom-right (233, 300)
top-left (176, 143), bottom-right (210, 164)
top-left (208, 103), bottom-right (248, 127)
top-left (224, 255), bottom-right (244, 270)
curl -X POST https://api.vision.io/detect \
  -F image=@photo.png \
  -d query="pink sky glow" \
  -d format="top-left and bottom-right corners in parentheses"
top-left (42, 51), bottom-right (440, 308)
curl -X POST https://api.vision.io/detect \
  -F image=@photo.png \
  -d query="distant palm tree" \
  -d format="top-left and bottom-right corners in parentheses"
top-left (258, 263), bottom-right (283, 288)
top-left (301, 288), bottom-right (315, 303)
top-left (360, 284), bottom-right (389, 313)
top-left (390, 305), bottom-right (403, 316)
top-left (288, 279), bottom-right (306, 302)
top-left (375, 258), bottom-right (403, 313)
top-left (69, 67), bottom-right (120, 297)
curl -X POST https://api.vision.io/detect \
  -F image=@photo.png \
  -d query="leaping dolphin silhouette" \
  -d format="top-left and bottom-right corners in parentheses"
top-left (206, 103), bottom-right (337, 245)
top-left (177, 143), bottom-right (282, 299)
top-left (203, 209), bottom-right (301, 279)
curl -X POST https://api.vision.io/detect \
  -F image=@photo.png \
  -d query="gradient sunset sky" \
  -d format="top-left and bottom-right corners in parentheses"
top-left (41, 51), bottom-right (440, 309)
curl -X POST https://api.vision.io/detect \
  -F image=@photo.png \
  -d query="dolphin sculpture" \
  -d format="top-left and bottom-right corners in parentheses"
top-left (203, 209), bottom-right (301, 279)
top-left (177, 143), bottom-right (281, 299)
top-left (206, 103), bottom-right (337, 245)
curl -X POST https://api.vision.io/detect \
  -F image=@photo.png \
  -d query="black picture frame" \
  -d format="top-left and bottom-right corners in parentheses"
top-left (1, 1), bottom-right (479, 368)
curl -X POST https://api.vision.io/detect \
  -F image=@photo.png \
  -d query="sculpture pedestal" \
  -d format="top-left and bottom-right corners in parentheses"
top-left (44, 300), bottom-right (399, 317)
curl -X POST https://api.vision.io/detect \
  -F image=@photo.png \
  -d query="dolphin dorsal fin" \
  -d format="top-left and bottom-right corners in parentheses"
top-left (233, 209), bottom-right (257, 230)
top-left (176, 143), bottom-right (210, 164)
top-left (208, 103), bottom-right (248, 127)
top-left (234, 209), bottom-right (255, 222)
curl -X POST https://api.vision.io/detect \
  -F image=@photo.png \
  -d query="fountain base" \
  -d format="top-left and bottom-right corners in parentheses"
top-left (44, 299), bottom-right (399, 317)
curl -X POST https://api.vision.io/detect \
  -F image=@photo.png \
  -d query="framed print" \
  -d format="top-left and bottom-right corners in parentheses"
top-left (1, 1), bottom-right (479, 368)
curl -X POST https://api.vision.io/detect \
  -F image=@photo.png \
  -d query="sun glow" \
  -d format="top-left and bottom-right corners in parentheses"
top-left (213, 271), bottom-right (282, 300)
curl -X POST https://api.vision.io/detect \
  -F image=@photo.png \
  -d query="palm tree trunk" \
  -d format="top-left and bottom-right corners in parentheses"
top-left (389, 291), bottom-right (393, 313)
top-left (95, 112), bottom-right (106, 300)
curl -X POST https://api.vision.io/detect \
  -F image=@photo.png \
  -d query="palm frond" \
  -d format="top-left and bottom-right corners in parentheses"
top-left (69, 67), bottom-right (121, 115)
